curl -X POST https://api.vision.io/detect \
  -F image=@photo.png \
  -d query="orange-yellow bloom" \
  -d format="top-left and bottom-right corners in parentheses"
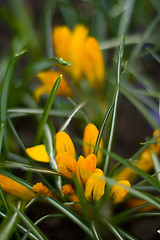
top-left (34, 70), bottom-right (72, 102)
top-left (61, 184), bottom-right (75, 195)
top-left (76, 154), bottom-right (97, 185)
top-left (26, 145), bottom-right (49, 162)
top-left (52, 24), bottom-right (105, 89)
top-left (85, 169), bottom-right (105, 202)
top-left (0, 174), bottom-right (36, 201)
top-left (55, 131), bottom-right (76, 158)
top-left (83, 123), bottom-right (103, 165)
top-left (33, 182), bottom-right (54, 198)
top-left (111, 180), bottom-right (131, 204)
top-left (55, 152), bottom-right (77, 178)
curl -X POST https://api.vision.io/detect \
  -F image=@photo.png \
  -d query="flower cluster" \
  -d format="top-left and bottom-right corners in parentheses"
top-left (34, 24), bottom-right (105, 102)
top-left (26, 123), bottom-right (105, 204)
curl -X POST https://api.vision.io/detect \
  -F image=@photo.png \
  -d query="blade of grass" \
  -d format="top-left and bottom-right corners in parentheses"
top-left (59, 102), bottom-right (86, 132)
top-left (94, 102), bottom-right (113, 156)
top-left (151, 150), bottom-right (160, 182)
top-left (117, 228), bottom-right (138, 240)
top-left (103, 28), bottom-right (126, 175)
top-left (11, 204), bottom-right (48, 240)
top-left (0, 49), bottom-right (26, 154)
top-left (90, 221), bottom-right (103, 240)
top-left (42, 196), bottom-right (94, 239)
top-left (25, 57), bottom-right (71, 76)
top-left (109, 152), bottom-right (160, 191)
top-left (0, 201), bottom-right (21, 240)
top-left (101, 218), bottom-right (125, 240)
top-left (0, 185), bottom-right (9, 211)
top-left (35, 75), bottom-right (62, 144)
top-left (0, 211), bottom-right (39, 240)
top-left (8, 108), bottom-right (71, 117)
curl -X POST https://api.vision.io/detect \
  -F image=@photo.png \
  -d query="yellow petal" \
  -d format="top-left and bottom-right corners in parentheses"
top-left (136, 149), bottom-right (153, 172)
top-left (76, 153), bottom-right (97, 185)
top-left (111, 180), bottom-right (131, 204)
top-left (85, 169), bottom-right (105, 202)
top-left (33, 182), bottom-right (54, 198)
top-left (61, 184), bottom-right (75, 195)
top-left (26, 145), bottom-right (49, 162)
top-left (55, 152), bottom-right (77, 178)
top-left (55, 131), bottom-right (76, 158)
top-left (114, 167), bottom-right (135, 181)
top-left (52, 25), bottom-right (72, 60)
top-left (68, 24), bottom-right (88, 82)
top-left (0, 174), bottom-right (36, 201)
top-left (83, 123), bottom-right (103, 165)
top-left (82, 37), bottom-right (105, 89)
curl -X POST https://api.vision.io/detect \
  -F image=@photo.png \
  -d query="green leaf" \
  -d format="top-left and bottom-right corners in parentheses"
top-left (0, 204), bottom-right (20, 240)
top-left (59, 102), bottom-right (86, 132)
top-left (103, 27), bottom-right (126, 175)
top-left (101, 218), bottom-right (125, 240)
top-left (0, 47), bottom-right (26, 154)
top-left (35, 74), bottom-right (62, 144)
top-left (42, 197), bottom-right (94, 239)
top-left (25, 57), bottom-right (71, 76)
top-left (110, 152), bottom-right (160, 191)
top-left (0, 185), bottom-right (9, 211)
top-left (11, 204), bottom-right (49, 240)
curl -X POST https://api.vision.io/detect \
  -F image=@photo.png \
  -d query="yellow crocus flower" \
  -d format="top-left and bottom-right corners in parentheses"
top-left (111, 180), bottom-right (131, 204)
top-left (0, 174), bottom-right (36, 201)
top-left (83, 123), bottom-right (103, 165)
top-left (34, 70), bottom-right (73, 102)
top-left (85, 169), bottom-right (105, 202)
top-left (52, 24), bottom-right (105, 89)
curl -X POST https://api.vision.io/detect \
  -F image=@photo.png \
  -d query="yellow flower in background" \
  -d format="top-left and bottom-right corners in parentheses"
top-left (83, 123), bottom-right (103, 165)
top-left (32, 182), bottom-right (55, 198)
top-left (85, 169), bottom-right (105, 202)
top-left (34, 70), bottom-right (73, 102)
top-left (0, 174), bottom-right (36, 201)
top-left (111, 180), bottom-right (131, 204)
top-left (52, 24), bottom-right (105, 89)
top-left (55, 131), bottom-right (76, 158)
top-left (114, 129), bottom-right (160, 182)
top-left (26, 144), bottom-right (49, 162)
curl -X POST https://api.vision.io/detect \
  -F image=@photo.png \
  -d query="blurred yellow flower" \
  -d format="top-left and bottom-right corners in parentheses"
top-left (115, 130), bottom-right (160, 182)
top-left (26, 144), bottom-right (49, 162)
top-left (34, 70), bottom-right (73, 102)
top-left (111, 180), bottom-right (131, 204)
top-left (85, 169), bottom-right (105, 202)
top-left (32, 182), bottom-right (54, 198)
top-left (52, 24), bottom-right (105, 89)
top-left (83, 123), bottom-right (103, 165)
top-left (0, 174), bottom-right (36, 201)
